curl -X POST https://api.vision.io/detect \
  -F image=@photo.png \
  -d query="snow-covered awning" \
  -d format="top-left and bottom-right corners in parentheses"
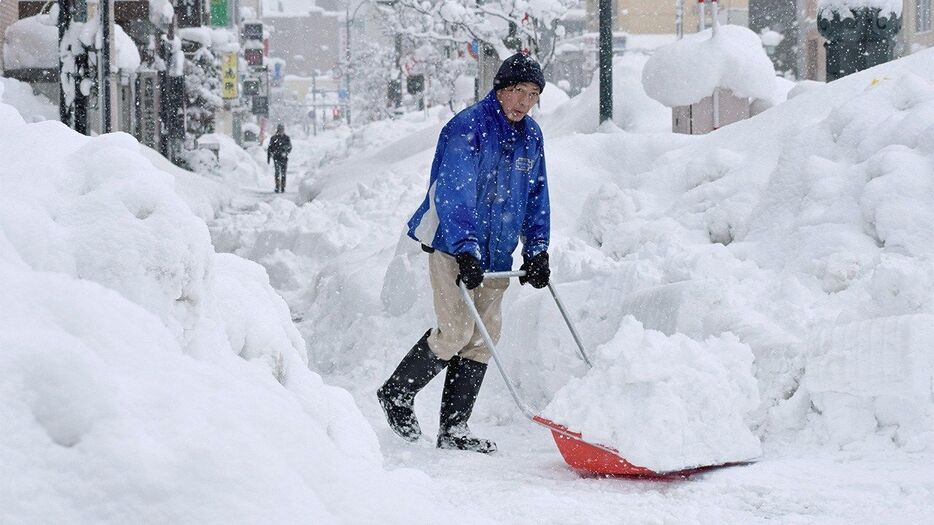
top-left (3, 13), bottom-right (141, 72)
top-left (641, 25), bottom-right (777, 108)
top-left (3, 14), bottom-right (58, 70)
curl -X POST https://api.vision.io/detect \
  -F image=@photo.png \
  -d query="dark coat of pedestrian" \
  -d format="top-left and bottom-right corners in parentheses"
top-left (267, 124), bottom-right (292, 193)
top-left (378, 53), bottom-right (551, 455)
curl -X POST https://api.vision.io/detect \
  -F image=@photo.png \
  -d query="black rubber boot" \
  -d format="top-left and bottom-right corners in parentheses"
top-left (437, 356), bottom-right (497, 454)
top-left (377, 330), bottom-right (447, 442)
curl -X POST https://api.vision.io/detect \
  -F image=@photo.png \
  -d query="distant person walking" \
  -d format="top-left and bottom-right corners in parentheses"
top-left (267, 124), bottom-right (292, 193)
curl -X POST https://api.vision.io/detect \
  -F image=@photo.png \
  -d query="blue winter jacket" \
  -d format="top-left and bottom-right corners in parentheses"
top-left (407, 90), bottom-right (550, 272)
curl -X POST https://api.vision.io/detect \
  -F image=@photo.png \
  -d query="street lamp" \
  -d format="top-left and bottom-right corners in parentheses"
top-left (598, 0), bottom-right (612, 123)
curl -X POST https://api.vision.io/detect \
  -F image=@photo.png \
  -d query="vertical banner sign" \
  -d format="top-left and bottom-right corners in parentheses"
top-left (221, 53), bottom-right (239, 99)
top-left (210, 0), bottom-right (229, 27)
top-left (135, 72), bottom-right (161, 150)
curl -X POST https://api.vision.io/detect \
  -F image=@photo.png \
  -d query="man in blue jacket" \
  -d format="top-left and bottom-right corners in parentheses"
top-left (377, 53), bottom-right (551, 454)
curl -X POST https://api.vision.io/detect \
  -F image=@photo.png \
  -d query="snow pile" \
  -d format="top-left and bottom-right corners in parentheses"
top-left (642, 25), bottom-right (777, 107)
top-left (0, 77), bottom-right (57, 122)
top-left (534, 81), bottom-right (571, 115)
top-left (797, 315), bottom-right (934, 450)
top-left (0, 86), bottom-right (447, 524)
top-left (539, 54), bottom-right (671, 134)
top-left (209, 48), bottom-right (934, 477)
top-left (186, 132), bottom-right (267, 188)
top-left (542, 317), bottom-right (762, 472)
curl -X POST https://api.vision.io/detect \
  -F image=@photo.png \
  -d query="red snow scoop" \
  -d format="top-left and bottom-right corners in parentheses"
top-left (459, 271), bottom-right (717, 478)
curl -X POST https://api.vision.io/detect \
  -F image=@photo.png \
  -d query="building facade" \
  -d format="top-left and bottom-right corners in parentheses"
top-left (585, 0), bottom-right (749, 34)
top-left (0, 0), bottom-right (17, 71)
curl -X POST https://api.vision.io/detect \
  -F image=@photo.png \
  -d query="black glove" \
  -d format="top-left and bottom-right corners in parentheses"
top-left (519, 252), bottom-right (550, 289)
top-left (455, 253), bottom-right (484, 290)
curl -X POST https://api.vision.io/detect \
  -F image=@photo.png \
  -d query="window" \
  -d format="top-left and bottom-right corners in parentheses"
top-left (918, 0), bottom-right (932, 33)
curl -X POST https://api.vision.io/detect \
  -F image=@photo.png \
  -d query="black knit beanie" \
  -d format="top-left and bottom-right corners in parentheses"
top-left (493, 53), bottom-right (545, 93)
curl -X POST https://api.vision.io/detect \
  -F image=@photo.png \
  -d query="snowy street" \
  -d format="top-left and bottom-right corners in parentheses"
top-left (3, 14), bottom-right (934, 524)
top-left (202, 50), bottom-right (934, 522)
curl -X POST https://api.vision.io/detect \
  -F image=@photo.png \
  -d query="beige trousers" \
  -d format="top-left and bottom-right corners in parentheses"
top-left (426, 251), bottom-right (509, 364)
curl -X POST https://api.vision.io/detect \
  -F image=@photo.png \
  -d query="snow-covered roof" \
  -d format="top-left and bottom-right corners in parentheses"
top-left (641, 25), bottom-right (776, 107)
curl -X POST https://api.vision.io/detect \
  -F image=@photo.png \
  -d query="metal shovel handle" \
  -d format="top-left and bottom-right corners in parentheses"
top-left (458, 271), bottom-right (592, 421)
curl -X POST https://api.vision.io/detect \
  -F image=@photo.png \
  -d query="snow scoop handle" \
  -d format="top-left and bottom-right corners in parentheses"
top-left (457, 271), bottom-right (593, 420)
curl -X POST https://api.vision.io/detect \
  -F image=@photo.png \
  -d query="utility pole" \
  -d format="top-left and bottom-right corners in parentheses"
top-left (100, 0), bottom-right (114, 133)
top-left (311, 71), bottom-right (317, 136)
top-left (344, 2), bottom-right (352, 126)
top-left (598, 0), bottom-right (613, 123)
top-left (58, 0), bottom-right (72, 125)
top-left (58, 0), bottom-right (90, 134)
top-left (159, 13), bottom-right (186, 164)
top-left (676, 0), bottom-right (684, 39)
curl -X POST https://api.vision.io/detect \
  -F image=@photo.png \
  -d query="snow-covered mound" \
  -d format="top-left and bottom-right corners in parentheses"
top-left (186, 132), bottom-right (267, 188)
top-left (0, 83), bottom-right (446, 524)
top-left (539, 53), bottom-right (671, 135)
top-left (542, 317), bottom-right (762, 472)
top-left (642, 25), bottom-right (777, 107)
top-left (0, 77), bottom-right (57, 122)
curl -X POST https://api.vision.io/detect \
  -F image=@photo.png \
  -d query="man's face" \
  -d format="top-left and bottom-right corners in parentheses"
top-left (496, 82), bottom-right (541, 123)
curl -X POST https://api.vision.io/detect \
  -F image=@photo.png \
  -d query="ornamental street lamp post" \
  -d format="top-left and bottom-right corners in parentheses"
top-left (818, 6), bottom-right (901, 81)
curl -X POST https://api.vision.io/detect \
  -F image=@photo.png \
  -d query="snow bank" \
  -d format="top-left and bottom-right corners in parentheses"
top-left (642, 25), bottom-right (777, 107)
top-left (210, 47), bottom-right (934, 473)
top-left (0, 88), bottom-right (447, 523)
top-left (542, 317), bottom-right (761, 472)
top-left (0, 77), bottom-right (57, 122)
top-left (538, 53), bottom-right (671, 135)
top-left (186, 132), bottom-right (267, 188)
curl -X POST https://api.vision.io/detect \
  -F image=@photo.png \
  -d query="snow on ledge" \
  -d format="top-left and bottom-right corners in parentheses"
top-left (2, 14), bottom-right (58, 70)
top-left (817, 0), bottom-right (903, 19)
top-left (642, 25), bottom-right (777, 108)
